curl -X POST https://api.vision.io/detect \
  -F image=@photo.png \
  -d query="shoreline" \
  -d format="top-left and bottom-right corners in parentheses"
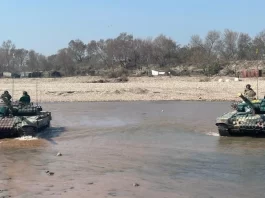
top-left (0, 76), bottom-right (261, 103)
top-left (34, 98), bottom-right (237, 103)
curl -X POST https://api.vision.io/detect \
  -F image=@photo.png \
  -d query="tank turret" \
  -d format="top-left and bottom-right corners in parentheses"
top-left (237, 93), bottom-right (257, 113)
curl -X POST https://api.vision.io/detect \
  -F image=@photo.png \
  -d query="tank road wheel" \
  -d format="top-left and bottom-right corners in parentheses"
top-left (21, 126), bottom-right (37, 137)
top-left (217, 124), bottom-right (231, 137)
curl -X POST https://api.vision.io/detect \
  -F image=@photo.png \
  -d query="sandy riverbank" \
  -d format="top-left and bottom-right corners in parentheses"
top-left (0, 76), bottom-right (263, 102)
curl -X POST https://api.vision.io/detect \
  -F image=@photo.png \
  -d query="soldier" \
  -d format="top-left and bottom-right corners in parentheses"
top-left (1, 91), bottom-right (12, 102)
top-left (244, 84), bottom-right (256, 100)
top-left (19, 91), bottom-right (31, 105)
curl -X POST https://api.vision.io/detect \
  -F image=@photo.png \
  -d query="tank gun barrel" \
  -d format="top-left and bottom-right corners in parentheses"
top-left (238, 93), bottom-right (256, 112)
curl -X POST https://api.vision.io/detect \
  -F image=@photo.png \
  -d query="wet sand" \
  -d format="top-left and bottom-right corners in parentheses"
top-left (0, 76), bottom-right (263, 102)
top-left (1, 101), bottom-right (265, 198)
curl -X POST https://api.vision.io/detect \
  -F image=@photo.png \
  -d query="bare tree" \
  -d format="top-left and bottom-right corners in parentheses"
top-left (113, 33), bottom-right (134, 66)
top-left (177, 45), bottom-right (192, 64)
top-left (252, 30), bottom-right (265, 60)
top-left (152, 34), bottom-right (178, 67)
top-left (56, 48), bottom-right (75, 75)
top-left (137, 38), bottom-right (153, 67)
top-left (13, 48), bottom-right (28, 70)
top-left (1, 40), bottom-right (16, 70)
top-left (217, 29), bottom-right (239, 61)
top-left (190, 35), bottom-right (204, 49)
top-left (68, 39), bottom-right (86, 62)
top-left (87, 39), bottom-right (115, 69)
top-left (190, 31), bottom-right (220, 63)
top-left (237, 33), bottom-right (252, 60)
top-left (204, 30), bottom-right (220, 60)
top-left (26, 50), bottom-right (39, 71)
top-left (47, 54), bottom-right (58, 71)
top-left (190, 35), bottom-right (207, 64)
top-left (37, 54), bottom-right (50, 71)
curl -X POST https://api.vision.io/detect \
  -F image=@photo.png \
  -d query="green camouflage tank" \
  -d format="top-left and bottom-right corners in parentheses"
top-left (0, 98), bottom-right (52, 138)
top-left (216, 93), bottom-right (265, 136)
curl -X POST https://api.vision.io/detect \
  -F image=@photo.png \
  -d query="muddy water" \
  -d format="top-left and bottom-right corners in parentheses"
top-left (1, 101), bottom-right (265, 198)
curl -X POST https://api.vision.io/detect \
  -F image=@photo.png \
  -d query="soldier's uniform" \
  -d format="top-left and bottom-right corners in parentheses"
top-left (244, 86), bottom-right (256, 100)
top-left (19, 91), bottom-right (31, 105)
top-left (1, 91), bottom-right (12, 103)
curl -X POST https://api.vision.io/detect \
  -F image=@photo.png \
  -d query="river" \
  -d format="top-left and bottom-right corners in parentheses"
top-left (1, 101), bottom-right (265, 198)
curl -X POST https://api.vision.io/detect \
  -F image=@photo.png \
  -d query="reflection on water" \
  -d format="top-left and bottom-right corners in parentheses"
top-left (0, 101), bottom-right (265, 198)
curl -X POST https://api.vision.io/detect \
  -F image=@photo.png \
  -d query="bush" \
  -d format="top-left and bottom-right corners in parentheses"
top-left (115, 74), bottom-right (129, 82)
top-left (178, 70), bottom-right (191, 76)
top-left (199, 77), bottom-right (210, 82)
top-left (166, 69), bottom-right (178, 76)
top-left (107, 68), bottom-right (129, 78)
top-left (203, 63), bottom-right (222, 76)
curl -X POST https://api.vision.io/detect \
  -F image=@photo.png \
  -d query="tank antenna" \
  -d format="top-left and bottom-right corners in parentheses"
top-left (12, 77), bottom-right (14, 102)
top-left (257, 67), bottom-right (259, 99)
top-left (256, 48), bottom-right (259, 99)
top-left (36, 78), bottom-right (38, 105)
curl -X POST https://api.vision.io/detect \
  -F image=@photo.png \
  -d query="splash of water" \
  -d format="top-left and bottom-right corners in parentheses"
top-left (15, 136), bottom-right (38, 141)
top-left (206, 132), bottom-right (220, 137)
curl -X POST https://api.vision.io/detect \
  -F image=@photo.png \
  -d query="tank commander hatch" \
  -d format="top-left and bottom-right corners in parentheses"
top-left (244, 84), bottom-right (256, 100)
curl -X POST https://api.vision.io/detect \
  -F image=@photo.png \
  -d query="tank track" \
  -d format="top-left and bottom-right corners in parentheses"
top-left (217, 124), bottom-right (230, 136)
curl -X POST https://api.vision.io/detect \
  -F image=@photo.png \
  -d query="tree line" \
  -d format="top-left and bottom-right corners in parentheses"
top-left (0, 29), bottom-right (265, 76)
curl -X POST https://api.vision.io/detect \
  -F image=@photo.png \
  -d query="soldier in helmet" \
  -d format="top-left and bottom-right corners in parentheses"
top-left (19, 91), bottom-right (31, 105)
top-left (1, 90), bottom-right (12, 103)
top-left (244, 84), bottom-right (256, 100)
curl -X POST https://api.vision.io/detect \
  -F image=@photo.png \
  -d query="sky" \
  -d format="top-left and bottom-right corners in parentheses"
top-left (0, 0), bottom-right (264, 56)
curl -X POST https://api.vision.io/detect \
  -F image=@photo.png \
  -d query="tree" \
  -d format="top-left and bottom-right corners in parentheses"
top-left (204, 30), bottom-right (220, 61)
top-left (177, 45), bottom-right (192, 64)
top-left (252, 30), bottom-right (265, 60)
top-left (152, 34), bottom-right (178, 67)
top-left (1, 40), bottom-right (16, 70)
top-left (37, 54), bottom-right (50, 71)
top-left (237, 33), bottom-right (252, 60)
top-left (190, 30), bottom-right (220, 64)
top-left (87, 39), bottom-right (114, 69)
top-left (56, 48), bottom-right (75, 75)
top-left (217, 29), bottom-right (239, 61)
top-left (68, 39), bottom-right (86, 62)
top-left (13, 48), bottom-right (28, 70)
top-left (47, 54), bottom-right (58, 70)
top-left (113, 33), bottom-right (134, 65)
top-left (26, 50), bottom-right (39, 71)
top-left (139, 38), bottom-right (153, 66)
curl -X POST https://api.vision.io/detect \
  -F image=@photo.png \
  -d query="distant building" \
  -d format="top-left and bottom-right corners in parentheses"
top-left (2, 72), bottom-right (20, 78)
top-left (20, 72), bottom-right (32, 78)
top-left (3, 72), bottom-right (12, 78)
top-left (42, 71), bottom-right (61, 78)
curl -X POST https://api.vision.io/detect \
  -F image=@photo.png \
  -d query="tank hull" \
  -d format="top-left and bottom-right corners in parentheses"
top-left (0, 111), bottom-right (52, 139)
top-left (217, 124), bottom-right (265, 136)
top-left (216, 111), bottom-right (265, 137)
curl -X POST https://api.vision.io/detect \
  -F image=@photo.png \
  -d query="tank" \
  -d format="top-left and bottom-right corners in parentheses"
top-left (216, 93), bottom-right (265, 136)
top-left (0, 98), bottom-right (52, 138)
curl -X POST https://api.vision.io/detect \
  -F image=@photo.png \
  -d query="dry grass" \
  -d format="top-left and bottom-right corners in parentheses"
top-left (0, 76), bottom-right (262, 102)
